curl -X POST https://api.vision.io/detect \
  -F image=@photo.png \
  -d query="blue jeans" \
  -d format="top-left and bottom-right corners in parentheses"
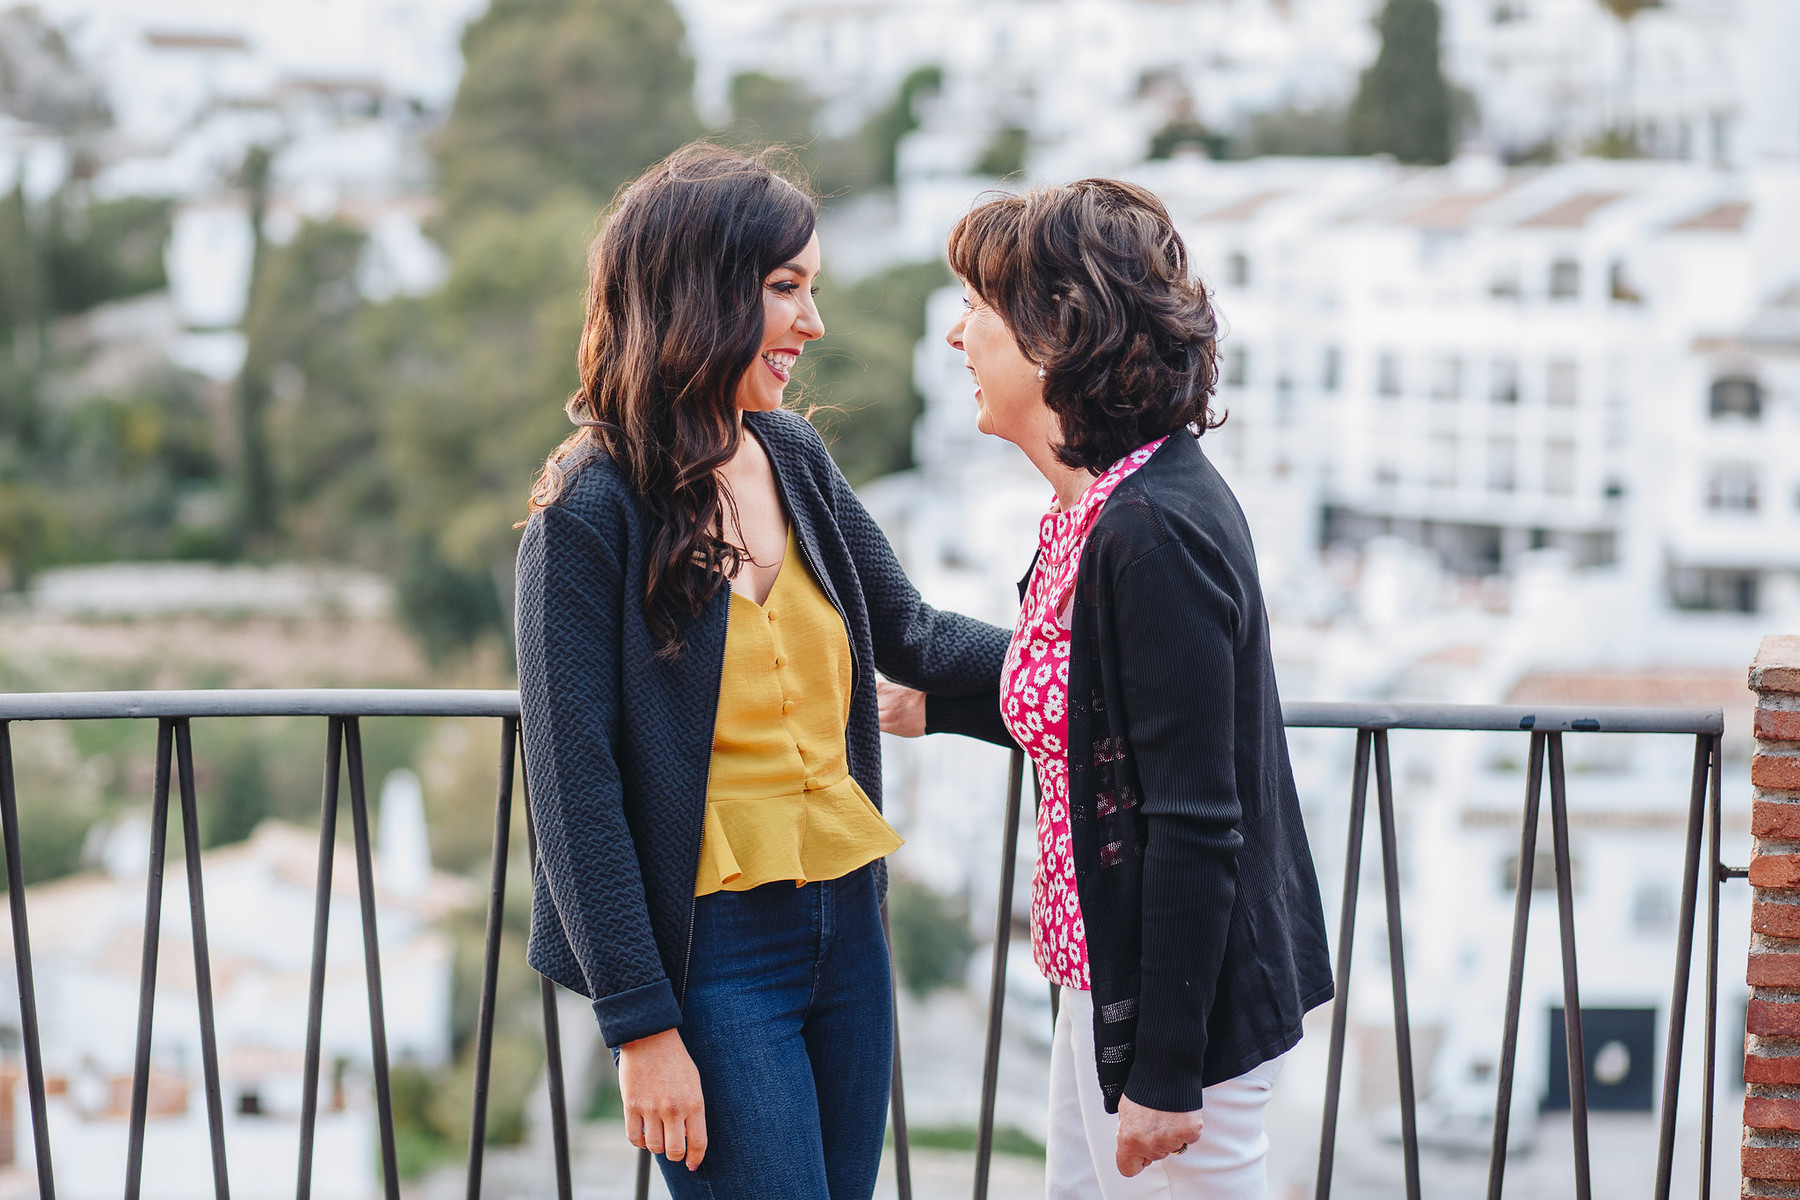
top-left (657, 866), bottom-right (894, 1199)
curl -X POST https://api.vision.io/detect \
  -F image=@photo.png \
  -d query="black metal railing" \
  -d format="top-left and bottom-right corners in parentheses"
top-left (968, 702), bottom-right (1735, 1200)
top-left (0, 692), bottom-right (1735, 1200)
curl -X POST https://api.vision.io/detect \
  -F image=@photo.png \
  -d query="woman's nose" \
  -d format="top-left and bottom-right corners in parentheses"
top-left (797, 295), bottom-right (825, 340)
top-left (944, 315), bottom-right (965, 350)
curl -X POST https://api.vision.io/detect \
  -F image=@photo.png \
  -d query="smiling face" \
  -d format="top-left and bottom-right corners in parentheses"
top-left (733, 231), bottom-right (825, 412)
top-left (944, 281), bottom-right (1045, 444)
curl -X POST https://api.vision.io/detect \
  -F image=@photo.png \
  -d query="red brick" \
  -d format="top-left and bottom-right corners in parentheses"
top-left (1752, 855), bottom-right (1800, 888)
top-left (1745, 1053), bottom-right (1800, 1085)
top-left (1758, 801), bottom-right (1800, 839)
top-left (1750, 950), bottom-right (1800, 988)
top-left (1760, 708), bottom-right (1800, 743)
top-left (1753, 638), bottom-right (1800, 695)
top-left (1756, 902), bottom-right (1800, 940)
top-left (1757, 755), bottom-right (1800, 791)
top-left (1747, 1097), bottom-right (1800, 1131)
top-left (1749, 998), bottom-right (1800, 1037)
top-left (1746, 1142), bottom-right (1800, 1181)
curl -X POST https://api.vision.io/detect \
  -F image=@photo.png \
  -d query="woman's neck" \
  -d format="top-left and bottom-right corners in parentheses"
top-left (1016, 409), bottom-right (1095, 513)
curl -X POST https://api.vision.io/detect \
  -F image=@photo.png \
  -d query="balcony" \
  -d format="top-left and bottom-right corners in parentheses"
top-left (0, 686), bottom-right (1761, 1198)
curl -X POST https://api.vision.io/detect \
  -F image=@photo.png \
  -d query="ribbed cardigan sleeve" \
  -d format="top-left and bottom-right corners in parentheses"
top-left (516, 505), bottom-right (684, 1047)
top-left (1112, 537), bottom-right (1246, 1112)
top-left (824, 445), bottom-right (1012, 714)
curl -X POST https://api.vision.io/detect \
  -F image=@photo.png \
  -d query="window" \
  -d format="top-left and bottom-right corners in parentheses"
top-left (1710, 376), bottom-right (1763, 420)
top-left (1429, 354), bottom-right (1463, 400)
top-left (1224, 346), bottom-right (1248, 388)
top-left (1376, 351), bottom-right (1402, 398)
top-left (1706, 462), bottom-right (1761, 511)
top-left (1375, 461), bottom-right (1399, 488)
top-left (1547, 358), bottom-right (1579, 407)
top-left (1227, 252), bottom-right (1250, 287)
top-left (1428, 434), bottom-right (1458, 488)
top-left (1490, 268), bottom-right (1521, 301)
top-left (1609, 261), bottom-right (1642, 304)
top-left (1631, 883), bottom-right (1673, 934)
top-left (1549, 259), bottom-right (1581, 300)
top-left (1545, 439), bottom-right (1576, 495)
top-left (1669, 567), bottom-right (1759, 613)
top-left (1321, 345), bottom-right (1341, 392)
top-left (1490, 356), bottom-right (1520, 404)
top-left (1487, 437), bottom-right (1516, 492)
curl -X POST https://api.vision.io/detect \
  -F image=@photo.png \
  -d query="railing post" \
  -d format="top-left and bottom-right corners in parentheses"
top-left (1743, 635), bottom-right (1800, 1195)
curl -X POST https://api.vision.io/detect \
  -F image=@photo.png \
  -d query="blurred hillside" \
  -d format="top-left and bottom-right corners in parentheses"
top-left (0, 0), bottom-right (951, 671)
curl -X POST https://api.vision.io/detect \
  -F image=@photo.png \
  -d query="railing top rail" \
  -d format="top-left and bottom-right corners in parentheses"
top-left (0, 689), bottom-right (521, 721)
top-left (1282, 700), bottom-right (1724, 736)
top-left (0, 690), bottom-right (1725, 734)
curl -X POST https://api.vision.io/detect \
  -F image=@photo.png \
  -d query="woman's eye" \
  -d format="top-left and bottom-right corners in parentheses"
top-left (771, 280), bottom-right (798, 293)
top-left (810, 286), bottom-right (819, 296)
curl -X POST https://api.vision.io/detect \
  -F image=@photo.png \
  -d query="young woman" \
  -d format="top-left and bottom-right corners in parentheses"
top-left (514, 144), bottom-right (1007, 1199)
top-left (881, 180), bottom-right (1334, 1197)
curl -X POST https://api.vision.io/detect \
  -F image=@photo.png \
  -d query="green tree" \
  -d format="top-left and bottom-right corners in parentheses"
top-left (434, 0), bottom-right (702, 226)
top-left (802, 259), bottom-right (949, 485)
top-left (974, 125), bottom-right (1030, 177)
top-left (1347, 0), bottom-right (1454, 165)
top-left (864, 65), bottom-right (941, 187)
top-left (234, 145), bottom-right (279, 543)
top-left (241, 220), bottom-right (394, 560)
top-left (41, 195), bottom-right (172, 314)
top-left (888, 880), bottom-right (974, 998)
top-left (725, 70), bottom-right (820, 150)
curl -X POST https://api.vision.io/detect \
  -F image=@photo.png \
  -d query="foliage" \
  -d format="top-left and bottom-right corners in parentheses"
top-left (802, 259), bottom-right (950, 486)
top-left (1231, 106), bottom-right (1350, 158)
top-left (1147, 118), bottom-right (1227, 161)
top-left (974, 125), bottom-right (1030, 177)
top-left (725, 70), bottom-right (821, 151)
top-left (1347, 0), bottom-right (1454, 165)
top-left (1585, 126), bottom-right (1645, 158)
top-left (433, 0), bottom-right (702, 226)
top-left (1598, 0), bottom-right (1660, 19)
top-left (864, 65), bottom-right (942, 188)
top-left (901, 1124), bottom-right (1047, 1159)
top-left (887, 879), bottom-right (974, 998)
top-left (40, 196), bottom-right (171, 315)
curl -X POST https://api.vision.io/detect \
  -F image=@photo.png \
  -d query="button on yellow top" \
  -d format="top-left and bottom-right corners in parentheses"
top-left (695, 526), bottom-right (902, 896)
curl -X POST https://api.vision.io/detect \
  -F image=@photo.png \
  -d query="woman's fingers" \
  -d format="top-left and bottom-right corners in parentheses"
top-left (641, 1111), bottom-right (666, 1156)
top-left (684, 1109), bottom-right (708, 1169)
top-left (625, 1111), bottom-right (645, 1149)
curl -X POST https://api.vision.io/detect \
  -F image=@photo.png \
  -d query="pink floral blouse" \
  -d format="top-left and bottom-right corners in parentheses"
top-left (1001, 437), bottom-right (1167, 990)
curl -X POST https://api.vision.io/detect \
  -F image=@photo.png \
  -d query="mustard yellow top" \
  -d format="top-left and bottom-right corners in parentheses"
top-left (695, 525), bottom-right (903, 896)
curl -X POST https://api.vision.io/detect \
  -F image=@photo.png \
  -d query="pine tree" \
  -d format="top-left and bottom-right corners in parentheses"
top-left (433, 0), bottom-right (702, 227)
top-left (1348, 0), bottom-right (1454, 165)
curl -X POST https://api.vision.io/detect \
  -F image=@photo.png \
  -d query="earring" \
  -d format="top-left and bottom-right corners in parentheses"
top-left (1036, 367), bottom-right (1046, 380)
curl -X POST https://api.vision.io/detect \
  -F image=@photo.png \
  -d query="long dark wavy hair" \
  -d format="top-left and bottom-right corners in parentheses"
top-left (527, 144), bottom-right (816, 655)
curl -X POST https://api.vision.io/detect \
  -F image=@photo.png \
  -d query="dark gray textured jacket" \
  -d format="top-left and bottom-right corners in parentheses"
top-left (514, 408), bottom-right (1009, 1048)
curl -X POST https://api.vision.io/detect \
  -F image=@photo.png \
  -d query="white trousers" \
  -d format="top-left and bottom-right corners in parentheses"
top-left (1047, 986), bottom-right (1282, 1200)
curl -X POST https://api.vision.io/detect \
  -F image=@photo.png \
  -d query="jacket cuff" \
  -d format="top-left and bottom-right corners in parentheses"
top-left (1121, 1055), bottom-right (1208, 1114)
top-left (924, 691), bottom-right (1014, 747)
top-left (592, 978), bottom-right (682, 1049)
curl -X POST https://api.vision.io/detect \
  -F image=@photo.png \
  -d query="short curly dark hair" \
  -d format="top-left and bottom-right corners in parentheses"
top-left (947, 179), bottom-right (1221, 473)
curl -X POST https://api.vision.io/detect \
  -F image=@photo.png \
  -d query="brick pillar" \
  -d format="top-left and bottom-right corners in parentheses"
top-left (1745, 635), bottom-right (1800, 1191)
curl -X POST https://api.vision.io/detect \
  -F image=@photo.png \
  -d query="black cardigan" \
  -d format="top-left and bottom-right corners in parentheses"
top-left (929, 432), bottom-right (1333, 1114)
top-left (515, 408), bottom-right (1009, 1049)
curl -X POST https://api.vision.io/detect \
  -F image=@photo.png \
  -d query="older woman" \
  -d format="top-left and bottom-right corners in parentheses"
top-left (880, 180), bottom-right (1332, 1197)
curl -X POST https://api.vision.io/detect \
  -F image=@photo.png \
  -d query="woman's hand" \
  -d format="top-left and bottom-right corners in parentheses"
top-left (1115, 1096), bottom-right (1202, 1177)
top-left (618, 1028), bottom-right (707, 1170)
top-left (877, 679), bottom-right (927, 737)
